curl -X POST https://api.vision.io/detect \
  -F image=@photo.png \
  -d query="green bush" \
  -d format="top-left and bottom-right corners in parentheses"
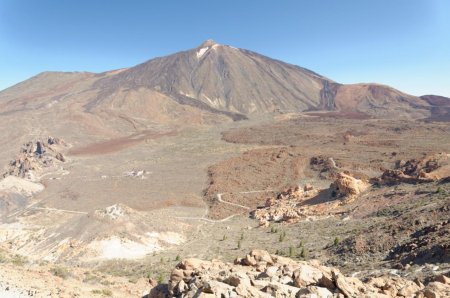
top-left (279, 231), bottom-right (286, 242)
top-left (334, 237), bottom-right (341, 246)
top-left (102, 289), bottom-right (112, 296)
top-left (288, 246), bottom-right (295, 257)
top-left (436, 187), bottom-right (446, 194)
top-left (157, 273), bottom-right (165, 284)
top-left (300, 247), bottom-right (308, 259)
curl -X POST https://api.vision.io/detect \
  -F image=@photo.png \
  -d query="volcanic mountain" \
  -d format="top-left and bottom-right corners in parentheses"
top-left (0, 39), bottom-right (448, 133)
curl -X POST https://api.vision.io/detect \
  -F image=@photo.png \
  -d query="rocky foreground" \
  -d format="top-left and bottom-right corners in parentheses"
top-left (149, 249), bottom-right (450, 298)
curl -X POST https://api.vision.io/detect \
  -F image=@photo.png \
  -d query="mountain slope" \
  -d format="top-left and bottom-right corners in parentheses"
top-left (0, 39), bottom-right (446, 128)
top-left (92, 40), bottom-right (332, 116)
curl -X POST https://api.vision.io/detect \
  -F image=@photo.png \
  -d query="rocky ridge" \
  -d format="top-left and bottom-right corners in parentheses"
top-left (149, 249), bottom-right (450, 298)
top-left (3, 136), bottom-right (67, 180)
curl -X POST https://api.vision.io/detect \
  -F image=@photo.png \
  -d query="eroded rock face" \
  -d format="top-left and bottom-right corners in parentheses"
top-left (148, 250), bottom-right (450, 298)
top-left (380, 153), bottom-right (450, 184)
top-left (3, 137), bottom-right (67, 180)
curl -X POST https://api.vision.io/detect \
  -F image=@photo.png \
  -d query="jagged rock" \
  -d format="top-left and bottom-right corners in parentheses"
top-left (310, 156), bottom-right (340, 179)
top-left (292, 264), bottom-right (323, 287)
top-left (297, 286), bottom-right (333, 298)
top-left (47, 136), bottom-right (65, 146)
top-left (249, 249), bottom-right (274, 264)
top-left (55, 153), bottom-right (65, 162)
top-left (251, 174), bottom-right (368, 226)
top-left (3, 137), bottom-right (67, 179)
top-left (149, 284), bottom-right (170, 298)
top-left (380, 153), bottom-right (450, 184)
top-left (251, 184), bottom-right (320, 225)
top-left (435, 274), bottom-right (450, 285)
top-left (421, 281), bottom-right (450, 298)
top-left (150, 250), bottom-right (448, 298)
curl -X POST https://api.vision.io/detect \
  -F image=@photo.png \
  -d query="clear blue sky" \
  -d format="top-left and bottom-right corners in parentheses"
top-left (1, 0), bottom-right (449, 96)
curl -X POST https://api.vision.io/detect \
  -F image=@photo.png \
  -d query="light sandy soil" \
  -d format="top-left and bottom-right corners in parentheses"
top-left (0, 176), bottom-right (44, 196)
top-left (0, 260), bottom-right (150, 297)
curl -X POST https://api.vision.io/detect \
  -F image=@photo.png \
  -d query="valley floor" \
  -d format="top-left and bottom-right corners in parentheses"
top-left (0, 114), bottom-right (449, 297)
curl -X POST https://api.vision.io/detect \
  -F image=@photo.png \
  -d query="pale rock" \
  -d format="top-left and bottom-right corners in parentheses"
top-left (292, 264), bottom-right (323, 287)
top-left (435, 274), bottom-right (450, 285)
top-left (265, 266), bottom-right (279, 278)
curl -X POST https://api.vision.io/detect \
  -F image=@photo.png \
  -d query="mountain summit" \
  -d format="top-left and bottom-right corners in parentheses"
top-left (0, 40), bottom-right (449, 129)
top-left (198, 39), bottom-right (217, 47)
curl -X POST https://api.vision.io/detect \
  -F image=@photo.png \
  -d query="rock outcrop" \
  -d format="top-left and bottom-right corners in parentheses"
top-left (389, 219), bottom-right (450, 266)
top-left (251, 172), bottom-right (369, 226)
top-left (310, 156), bottom-right (340, 179)
top-left (149, 249), bottom-right (450, 298)
top-left (251, 185), bottom-right (320, 226)
top-left (330, 172), bottom-right (370, 203)
top-left (3, 137), bottom-right (67, 180)
top-left (380, 153), bottom-right (450, 184)
top-left (93, 203), bottom-right (130, 221)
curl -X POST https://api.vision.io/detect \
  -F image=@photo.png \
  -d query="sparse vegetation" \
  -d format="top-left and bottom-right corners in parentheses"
top-left (300, 247), bottom-right (308, 259)
top-left (175, 255), bottom-right (181, 261)
top-left (288, 246), bottom-right (295, 257)
top-left (11, 254), bottom-right (27, 266)
top-left (275, 249), bottom-right (284, 256)
top-left (91, 289), bottom-right (112, 296)
top-left (100, 280), bottom-right (114, 286)
top-left (334, 237), bottom-right (341, 246)
top-left (278, 231), bottom-right (286, 242)
top-left (51, 266), bottom-right (70, 279)
top-left (83, 272), bottom-right (101, 284)
top-left (0, 250), bottom-right (7, 263)
top-left (157, 273), bottom-right (165, 284)
top-left (436, 186), bottom-right (446, 194)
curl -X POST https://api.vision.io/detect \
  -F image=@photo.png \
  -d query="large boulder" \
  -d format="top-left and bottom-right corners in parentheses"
top-left (331, 172), bottom-right (369, 203)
